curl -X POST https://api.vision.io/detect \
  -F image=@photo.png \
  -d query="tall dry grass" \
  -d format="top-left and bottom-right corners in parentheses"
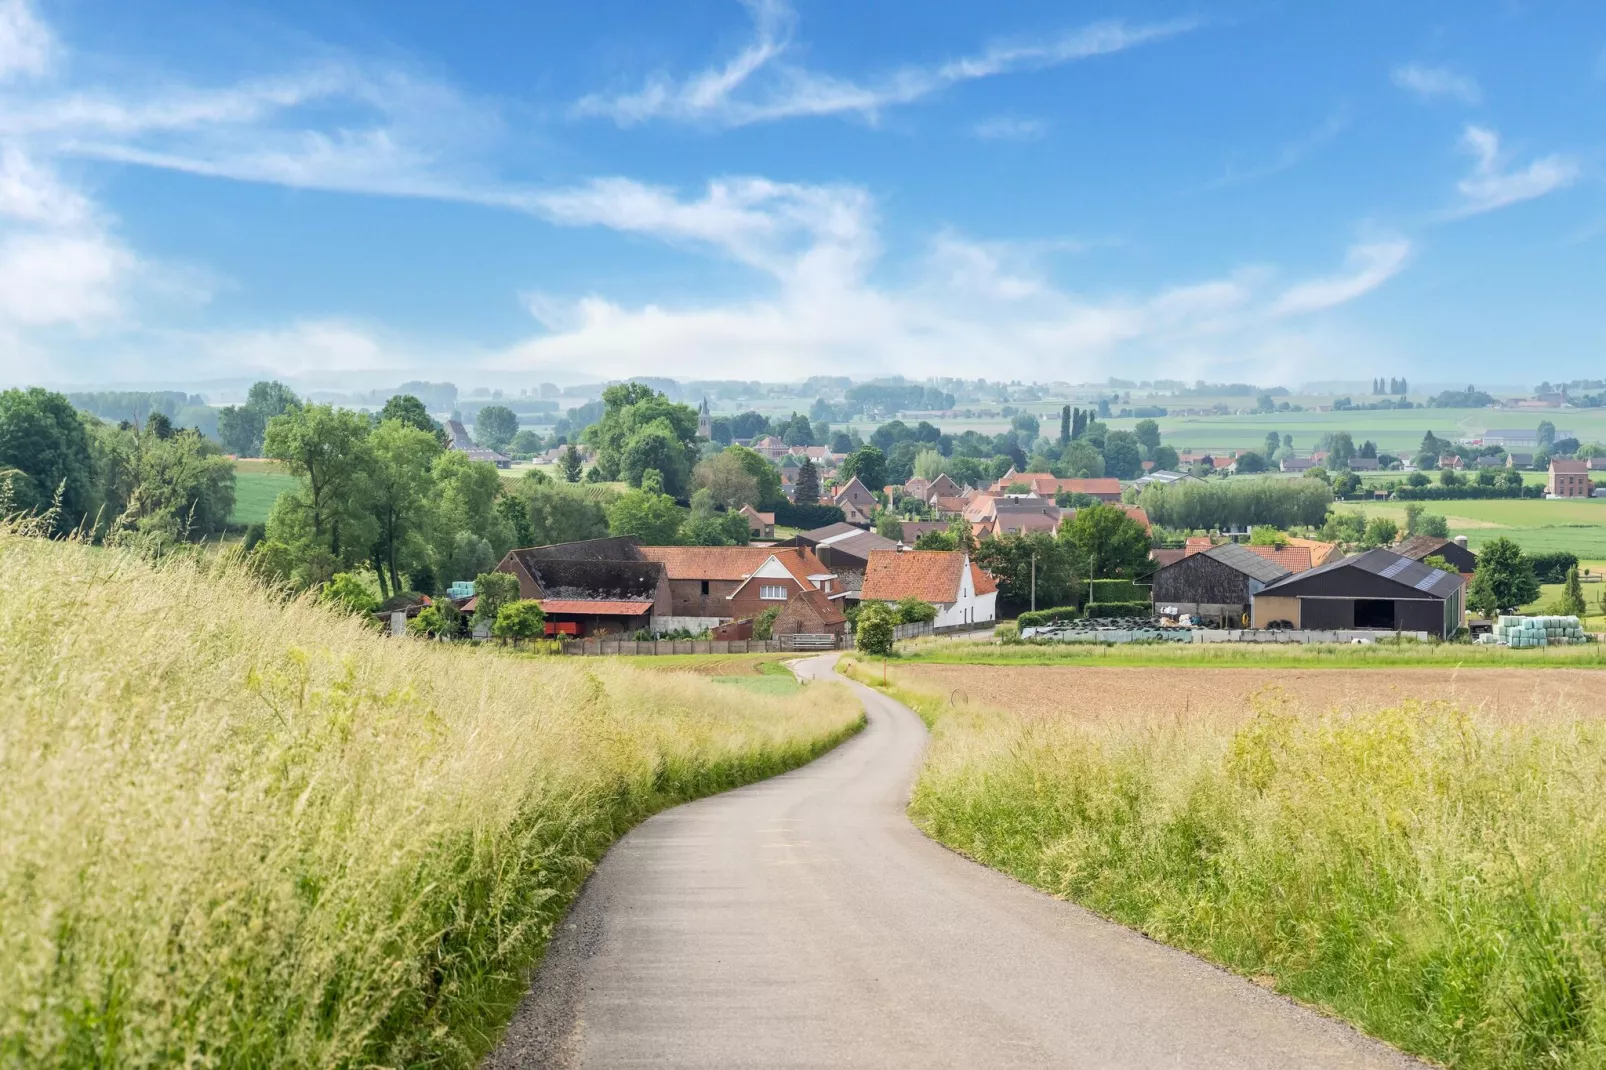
top-left (847, 657), bottom-right (1606, 1069)
top-left (0, 530), bottom-right (860, 1068)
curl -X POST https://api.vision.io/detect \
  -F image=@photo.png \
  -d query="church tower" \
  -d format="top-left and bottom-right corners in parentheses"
top-left (697, 396), bottom-right (712, 439)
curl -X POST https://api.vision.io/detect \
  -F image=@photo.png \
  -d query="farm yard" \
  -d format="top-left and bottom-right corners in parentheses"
top-left (849, 654), bottom-right (1606, 1069)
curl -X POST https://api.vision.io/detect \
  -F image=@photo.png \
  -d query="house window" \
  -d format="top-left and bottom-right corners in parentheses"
top-left (700, 580), bottom-right (710, 595)
top-left (760, 585), bottom-right (788, 600)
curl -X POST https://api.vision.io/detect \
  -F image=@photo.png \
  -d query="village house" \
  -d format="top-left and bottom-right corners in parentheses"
top-left (1151, 543), bottom-right (1292, 627)
top-left (1547, 458), bottom-right (1592, 498)
top-left (832, 476), bottom-right (879, 526)
top-left (638, 545), bottom-right (838, 629)
top-left (860, 550), bottom-right (998, 629)
top-left (782, 522), bottom-right (900, 598)
top-left (988, 471), bottom-right (1123, 501)
top-left (769, 587), bottom-right (848, 639)
top-left (446, 418), bottom-right (511, 468)
top-left (739, 504), bottom-right (776, 540)
top-left (495, 537), bottom-right (668, 637)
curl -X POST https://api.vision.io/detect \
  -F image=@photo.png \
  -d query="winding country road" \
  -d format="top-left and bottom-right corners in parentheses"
top-left (487, 656), bottom-right (1421, 1069)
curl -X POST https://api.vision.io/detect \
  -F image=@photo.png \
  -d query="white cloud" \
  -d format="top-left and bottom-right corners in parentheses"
top-left (1202, 111), bottom-right (1348, 191)
top-left (1451, 124), bottom-right (1579, 217)
top-left (0, 0), bottom-right (52, 82)
top-left (971, 116), bottom-right (1047, 142)
top-left (574, 3), bottom-right (1195, 128)
top-left (1271, 240), bottom-right (1410, 316)
top-left (1391, 63), bottom-right (1481, 104)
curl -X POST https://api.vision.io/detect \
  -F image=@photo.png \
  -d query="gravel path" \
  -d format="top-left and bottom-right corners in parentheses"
top-left (485, 656), bottom-right (1424, 1069)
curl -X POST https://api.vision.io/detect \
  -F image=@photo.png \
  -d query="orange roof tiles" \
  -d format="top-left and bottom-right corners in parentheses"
top-left (970, 562), bottom-right (998, 596)
top-left (1184, 537), bottom-right (1214, 556)
top-left (539, 599), bottom-right (654, 615)
top-left (639, 545), bottom-right (828, 585)
top-left (861, 550), bottom-right (978, 603)
top-left (1242, 545), bottom-right (1314, 573)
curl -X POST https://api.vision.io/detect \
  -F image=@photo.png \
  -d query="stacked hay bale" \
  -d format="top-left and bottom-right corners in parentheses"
top-left (1494, 615), bottom-right (1586, 647)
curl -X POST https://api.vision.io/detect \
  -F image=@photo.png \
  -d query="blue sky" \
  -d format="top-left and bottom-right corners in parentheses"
top-left (0, 0), bottom-right (1601, 390)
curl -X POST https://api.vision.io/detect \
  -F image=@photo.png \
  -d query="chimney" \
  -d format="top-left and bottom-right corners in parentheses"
top-left (1454, 536), bottom-right (1468, 549)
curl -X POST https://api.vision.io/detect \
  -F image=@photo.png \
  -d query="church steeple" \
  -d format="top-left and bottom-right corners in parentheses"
top-left (697, 395), bottom-right (712, 439)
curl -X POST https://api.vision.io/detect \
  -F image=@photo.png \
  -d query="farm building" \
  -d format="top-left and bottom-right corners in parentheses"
top-left (1547, 459), bottom-right (1592, 498)
top-left (1150, 543), bottom-right (1292, 627)
top-left (638, 545), bottom-right (839, 628)
top-left (781, 522), bottom-right (899, 597)
top-left (832, 477), bottom-right (878, 526)
top-left (496, 537), bottom-right (667, 637)
top-left (1251, 548), bottom-right (1466, 637)
top-left (860, 550), bottom-right (998, 629)
top-left (1393, 534), bottom-right (1477, 577)
top-left (770, 587), bottom-right (848, 639)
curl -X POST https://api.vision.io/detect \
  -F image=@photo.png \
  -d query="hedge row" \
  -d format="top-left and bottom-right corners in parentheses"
top-left (1392, 485), bottom-right (1545, 501)
top-left (1089, 579), bottom-right (1146, 603)
top-left (1084, 601), bottom-right (1154, 619)
top-left (1017, 606), bottom-right (1081, 629)
top-left (1529, 551), bottom-right (1580, 585)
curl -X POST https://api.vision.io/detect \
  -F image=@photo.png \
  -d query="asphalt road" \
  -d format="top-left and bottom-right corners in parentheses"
top-left (486, 656), bottom-right (1422, 1069)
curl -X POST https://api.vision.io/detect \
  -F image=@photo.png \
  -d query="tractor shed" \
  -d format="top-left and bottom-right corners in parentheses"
top-left (1251, 548), bottom-right (1465, 637)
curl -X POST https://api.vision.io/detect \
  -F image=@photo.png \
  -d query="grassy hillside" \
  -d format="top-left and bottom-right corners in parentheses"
top-left (845, 657), bottom-right (1606, 1069)
top-left (0, 528), bottom-right (861, 1068)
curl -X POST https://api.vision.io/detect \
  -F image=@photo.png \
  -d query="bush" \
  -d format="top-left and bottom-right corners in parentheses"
top-left (492, 599), bottom-right (547, 645)
top-left (1088, 578), bottom-right (1145, 604)
top-left (752, 605), bottom-right (782, 640)
top-left (894, 597), bottom-right (937, 625)
top-left (1016, 606), bottom-right (1082, 629)
top-left (1084, 601), bottom-right (1152, 618)
top-left (774, 501), bottom-right (847, 530)
top-left (1528, 550), bottom-right (1579, 585)
top-left (320, 572), bottom-right (380, 616)
top-left (855, 601), bottom-right (895, 656)
top-left (1393, 484), bottom-right (1543, 501)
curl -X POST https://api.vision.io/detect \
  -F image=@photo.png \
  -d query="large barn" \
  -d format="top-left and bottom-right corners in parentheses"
top-left (1393, 534), bottom-right (1478, 577)
top-left (1251, 548), bottom-right (1466, 637)
top-left (1150, 543), bottom-right (1292, 627)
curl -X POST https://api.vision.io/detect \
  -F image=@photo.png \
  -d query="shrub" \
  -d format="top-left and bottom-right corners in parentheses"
top-left (471, 570), bottom-right (520, 630)
top-left (752, 605), bottom-right (782, 640)
top-left (1016, 606), bottom-right (1081, 629)
top-left (1393, 484), bottom-right (1543, 501)
top-left (492, 599), bottom-right (546, 645)
top-left (774, 501), bottom-right (846, 530)
top-left (1528, 550), bottom-right (1579, 585)
top-left (1084, 601), bottom-right (1152, 618)
top-left (894, 597), bottom-right (937, 625)
top-left (319, 571), bottom-right (380, 616)
top-left (855, 601), bottom-right (895, 656)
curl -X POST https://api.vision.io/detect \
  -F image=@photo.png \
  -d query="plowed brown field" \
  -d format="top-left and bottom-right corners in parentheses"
top-left (894, 663), bottom-right (1606, 724)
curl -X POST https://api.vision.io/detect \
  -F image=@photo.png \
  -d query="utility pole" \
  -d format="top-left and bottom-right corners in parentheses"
top-left (1031, 552), bottom-right (1037, 613)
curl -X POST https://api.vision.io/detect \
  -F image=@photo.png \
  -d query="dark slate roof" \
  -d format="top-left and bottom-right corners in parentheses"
top-left (1202, 542), bottom-right (1293, 584)
top-left (1259, 547), bottom-right (1463, 599)
top-left (1393, 535), bottom-right (1456, 562)
top-left (514, 537), bottom-right (646, 562)
top-left (516, 556), bottom-right (664, 601)
top-left (800, 522), bottom-right (864, 542)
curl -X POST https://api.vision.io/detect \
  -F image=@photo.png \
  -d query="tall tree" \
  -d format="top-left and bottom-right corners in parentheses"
top-left (1059, 405), bottom-right (1071, 447)
top-left (366, 420), bottom-right (443, 595)
top-left (379, 394), bottom-right (446, 444)
top-left (264, 404), bottom-right (375, 562)
top-left (559, 443), bottom-right (584, 482)
top-left (794, 458), bottom-right (821, 504)
top-left (1467, 536), bottom-right (1540, 616)
top-left (473, 405), bottom-right (520, 453)
top-left (1059, 503), bottom-right (1151, 579)
top-left (0, 388), bottom-right (97, 533)
top-left (1133, 419), bottom-right (1161, 453)
top-left (840, 445), bottom-right (887, 492)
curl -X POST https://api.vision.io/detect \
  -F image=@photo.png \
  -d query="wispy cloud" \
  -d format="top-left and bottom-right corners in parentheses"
top-left (971, 116), bottom-right (1047, 142)
top-left (1450, 124), bottom-right (1579, 217)
top-left (1391, 63), bottom-right (1481, 104)
top-left (1271, 240), bottom-right (1411, 315)
top-left (1202, 111), bottom-right (1348, 191)
top-left (0, 0), bottom-right (52, 81)
top-left (573, 3), bottom-right (1197, 128)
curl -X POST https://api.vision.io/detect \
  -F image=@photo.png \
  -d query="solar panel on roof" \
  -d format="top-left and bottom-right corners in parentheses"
top-left (1413, 572), bottom-right (1441, 591)
top-left (1379, 557), bottom-right (1411, 578)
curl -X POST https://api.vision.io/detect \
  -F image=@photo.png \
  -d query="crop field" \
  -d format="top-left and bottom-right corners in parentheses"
top-left (846, 656), bottom-right (1606, 1068)
top-left (0, 527), bottom-right (861, 1067)
top-left (229, 459), bottom-right (296, 526)
top-left (1332, 497), bottom-right (1606, 557)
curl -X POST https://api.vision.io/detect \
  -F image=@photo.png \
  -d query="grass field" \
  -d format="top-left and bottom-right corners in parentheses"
top-left (230, 459), bottom-right (296, 526)
top-left (1325, 497), bottom-right (1606, 558)
top-left (844, 655), bottom-right (1606, 1069)
top-left (0, 527), bottom-right (861, 1067)
top-left (897, 637), bottom-right (1606, 669)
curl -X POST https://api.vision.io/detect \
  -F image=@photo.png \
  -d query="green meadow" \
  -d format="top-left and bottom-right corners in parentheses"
top-left (229, 460), bottom-right (297, 527)
top-left (1332, 498), bottom-right (1606, 558)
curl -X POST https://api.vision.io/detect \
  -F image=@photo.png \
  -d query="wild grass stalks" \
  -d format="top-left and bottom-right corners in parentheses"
top-left (902, 637), bottom-right (1606, 669)
top-left (0, 530), bottom-right (860, 1068)
top-left (844, 657), bottom-right (1606, 1068)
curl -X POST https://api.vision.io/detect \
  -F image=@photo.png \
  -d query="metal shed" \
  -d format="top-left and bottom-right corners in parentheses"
top-left (1252, 548), bottom-right (1465, 637)
top-left (1150, 543), bottom-right (1292, 627)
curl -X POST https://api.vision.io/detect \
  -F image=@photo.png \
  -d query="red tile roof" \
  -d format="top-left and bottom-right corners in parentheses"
top-left (970, 562), bottom-right (998, 596)
top-left (638, 545), bottom-right (829, 585)
top-left (1184, 537), bottom-right (1214, 556)
top-left (1242, 545), bottom-right (1314, 573)
top-left (861, 550), bottom-right (984, 603)
top-left (539, 599), bottom-right (654, 616)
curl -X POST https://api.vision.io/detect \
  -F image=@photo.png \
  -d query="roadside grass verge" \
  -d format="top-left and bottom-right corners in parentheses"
top-left (0, 530), bottom-right (862, 1068)
top-left (895, 637), bottom-right (1606, 669)
top-left (841, 655), bottom-right (1606, 1069)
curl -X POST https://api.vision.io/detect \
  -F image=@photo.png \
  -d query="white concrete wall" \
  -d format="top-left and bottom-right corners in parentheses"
top-left (653, 616), bottom-right (725, 635)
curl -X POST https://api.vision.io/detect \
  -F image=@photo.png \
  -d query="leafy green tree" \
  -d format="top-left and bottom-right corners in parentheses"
top-left (693, 450), bottom-right (761, 508)
top-left (1101, 431), bottom-right (1143, 480)
top-left (608, 488), bottom-right (686, 545)
top-left (913, 529), bottom-right (958, 551)
top-left (1327, 431), bottom-right (1357, 469)
top-left (1423, 555), bottom-right (1457, 574)
top-left (582, 383), bottom-right (699, 483)
top-left (264, 404), bottom-right (375, 563)
top-left (1133, 419), bottom-right (1161, 453)
top-left (840, 445), bottom-right (887, 492)
top-left (1059, 406), bottom-right (1071, 446)
top-left (620, 419), bottom-right (693, 496)
top-left (509, 430), bottom-right (543, 456)
top-left (379, 394), bottom-right (444, 441)
top-left (1233, 451), bottom-right (1267, 474)
top-left (473, 405), bottom-right (519, 453)
top-left (972, 532), bottom-right (1080, 612)
top-left (912, 448), bottom-right (945, 483)
top-left (1264, 431), bottom-right (1281, 459)
top-left (0, 388), bottom-right (98, 533)
top-left (874, 511), bottom-right (903, 540)
top-left (493, 600), bottom-right (547, 646)
top-left (794, 458), bottom-right (820, 504)
top-left (560, 443), bottom-right (584, 482)
top-left (366, 420), bottom-right (442, 596)
top-left (445, 532), bottom-right (496, 583)
top-left (1467, 536), bottom-right (1539, 615)
top-left (1560, 566), bottom-right (1586, 616)
top-left (1059, 503), bottom-right (1150, 579)
top-left (1332, 470), bottom-right (1362, 498)
top-left (1060, 439), bottom-right (1106, 478)
top-left (1249, 527), bottom-right (1288, 547)
top-left (1419, 513), bottom-right (1450, 538)
top-left (1403, 502), bottom-right (1424, 537)
top-left (497, 493), bottom-right (535, 549)
top-left (515, 478), bottom-right (611, 546)
top-left (680, 489), bottom-right (749, 546)
top-left (218, 381), bottom-right (300, 457)
top-left (320, 572), bottom-right (380, 616)
top-left (432, 450), bottom-right (513, 558)
top-left (471, 570), bottom-right (521, 631)
top-left (855, 600), bottom-right (896, 657)
top-left (1362, 516), bottom-right (1399, 548)
top-left (408, 604), bottom-right (448, 638)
